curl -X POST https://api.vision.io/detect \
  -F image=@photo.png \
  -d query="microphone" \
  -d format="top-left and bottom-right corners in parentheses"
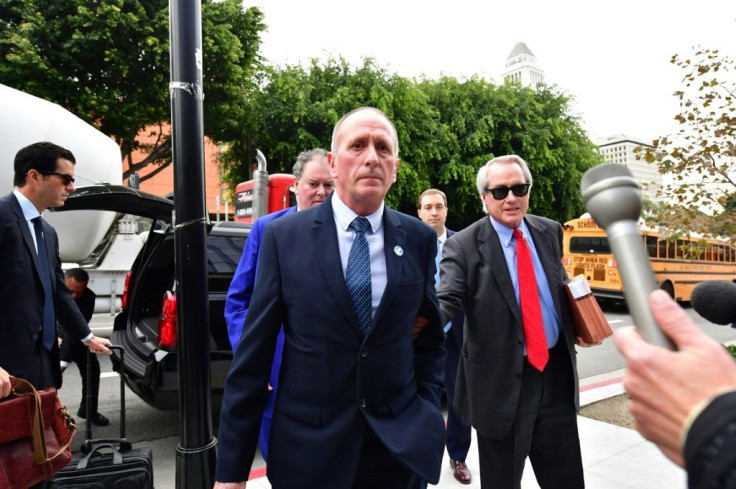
top-left (691, 281), bottom-right (736, 325)
top-left (580, 163), bottom-right (675, 349)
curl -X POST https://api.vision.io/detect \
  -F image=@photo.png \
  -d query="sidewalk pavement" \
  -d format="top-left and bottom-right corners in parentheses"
top-left (238, 370), bottom-right (687, 489)
top-left (88, 313), bottom-right (689, 488)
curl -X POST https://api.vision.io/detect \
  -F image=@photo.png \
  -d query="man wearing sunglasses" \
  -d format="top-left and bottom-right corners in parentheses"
top-left (437, 155), bottom-right (584, 489)
top-left (0, 142), bottom-right (112, 449)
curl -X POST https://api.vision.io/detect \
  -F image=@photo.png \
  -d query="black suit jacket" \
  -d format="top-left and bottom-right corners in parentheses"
top-left (59, 287), bottom-right (96, 362)
top-left (0, 192), bottom-right (91, 389)
top-left (216, 194), bottom-right (447, 486)
top-left (438, 214), bottom-right (579, 439)
top-left (443, 229), bottom-right (464, 349)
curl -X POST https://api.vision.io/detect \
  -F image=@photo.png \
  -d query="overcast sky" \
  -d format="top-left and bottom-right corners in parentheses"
top-left (249, 0), bottom-right (734, 144)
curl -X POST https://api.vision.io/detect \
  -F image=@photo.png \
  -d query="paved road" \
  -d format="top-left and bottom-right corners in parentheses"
top-left (56, 305), bottom-right (736, 489)
top-left (577, 301), bottom-right (736, 379)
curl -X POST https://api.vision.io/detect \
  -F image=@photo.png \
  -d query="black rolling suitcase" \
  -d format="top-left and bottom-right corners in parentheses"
top-left (51, 345), bottom-right (154, 488)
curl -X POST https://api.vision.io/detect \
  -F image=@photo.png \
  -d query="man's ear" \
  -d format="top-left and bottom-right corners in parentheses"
top-left (328, 152), bottom-right (338, 178)
top-left (392, 158), bottom-right (400, 183)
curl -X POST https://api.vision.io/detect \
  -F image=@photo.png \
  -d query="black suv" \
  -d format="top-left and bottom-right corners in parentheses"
top-left (55, 184), bottom-right (249, 410)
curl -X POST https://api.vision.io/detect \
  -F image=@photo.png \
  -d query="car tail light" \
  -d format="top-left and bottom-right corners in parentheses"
top-left (121, 271), bottom-right (132, 310)
top-left (158, 291), bottom-right (177, 351)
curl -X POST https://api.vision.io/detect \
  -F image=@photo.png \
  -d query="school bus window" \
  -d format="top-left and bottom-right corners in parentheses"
top-left (569, 237), bottom-right (611, 254)
top-left (676, 240), bottom-right (686, 259)
top-left (563, 216), bottom-right (736, 303)
top-left (645, 235), bottom-right (658, 258)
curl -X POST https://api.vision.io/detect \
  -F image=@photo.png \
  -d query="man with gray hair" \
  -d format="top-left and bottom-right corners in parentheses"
top-left (216, 107), bottom-right (445, 488)
top-left (437, 155), bottom-right (585, 488)
top-left (224, 147), bottom-right (333, 461)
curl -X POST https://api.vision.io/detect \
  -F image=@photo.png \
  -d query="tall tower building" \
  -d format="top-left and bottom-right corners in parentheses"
top-left (597, 135), bottom-right (662, 203)
top-left (502, 42), bottom-right (545, 87)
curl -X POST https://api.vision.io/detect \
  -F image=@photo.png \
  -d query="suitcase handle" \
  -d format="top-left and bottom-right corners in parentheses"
top-left (82, 345), bottom-right (131, 453)
top-left (76, 443), bottom-right (123, 469)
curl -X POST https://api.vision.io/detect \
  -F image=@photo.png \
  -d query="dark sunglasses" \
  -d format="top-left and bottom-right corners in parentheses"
top-left (39, 171), bottom-right (75, 185)
top-left (484, 183), bottom-right (531, 200)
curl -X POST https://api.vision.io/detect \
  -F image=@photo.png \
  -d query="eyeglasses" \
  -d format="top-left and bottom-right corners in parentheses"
top-left (484, 183), bottom-right (531, 200)
top-left (39, 172), bottom-right (75, 185)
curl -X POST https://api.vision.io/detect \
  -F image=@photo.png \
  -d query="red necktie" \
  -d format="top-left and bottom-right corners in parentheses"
top-left (513, 228), bottom-right (548, 371)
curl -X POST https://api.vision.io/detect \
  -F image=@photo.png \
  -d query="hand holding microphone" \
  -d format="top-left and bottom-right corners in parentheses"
top-left (580, 163), bottom-right (675, 349)
top-left (586, 166), bottom-right (736, 478)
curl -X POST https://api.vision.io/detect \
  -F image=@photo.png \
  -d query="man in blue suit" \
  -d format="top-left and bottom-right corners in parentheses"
top-left (223, 147), bottom-right (334, 460)
top-left (215, 107), bottom-right (446, 489)
top-left (417, 189), bottom-right (473, 485)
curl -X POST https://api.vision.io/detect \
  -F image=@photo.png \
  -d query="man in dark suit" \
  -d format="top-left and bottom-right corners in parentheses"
top-left (437, 155), bottom-right (584, 489)
top-left (0, 142), bottom-right (112, 488)
top-left (214, 107), bottom-right (446, 489)
top-left (58, 267), bottom-right (110, 426)
top-left (417, 188), bottom-right (472, 485)
top-left (224, 147), bottom-right (334, 461)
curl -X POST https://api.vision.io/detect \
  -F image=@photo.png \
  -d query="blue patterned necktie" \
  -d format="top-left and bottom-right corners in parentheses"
top-left (32, 217), bottom-right (56, 351)
top-left (346, 217), bottom-right (372, 335)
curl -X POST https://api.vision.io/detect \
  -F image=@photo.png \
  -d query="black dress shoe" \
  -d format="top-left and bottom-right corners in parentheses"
top-left (77, 408), bottom-right (110, 426)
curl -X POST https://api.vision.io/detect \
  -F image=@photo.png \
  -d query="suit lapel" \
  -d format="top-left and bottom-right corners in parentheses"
top-left (369, 208), bottom-right (405, 337)
top-left (311, 198), bottom-right (363, 337)
top-left (478, 219), bottom-right (523, 326)
top-left (8, 194), bottom-right (45, 286)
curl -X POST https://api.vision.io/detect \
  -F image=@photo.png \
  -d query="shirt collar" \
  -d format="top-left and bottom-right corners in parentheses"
top-left (437, 228), bottom-right (448, 244)
top-left (489, 215), bottom-right (529, 248)
top-left (13, 188), bottom-right (41, 222)
top-left (331, 191), bottom-right (384, 234)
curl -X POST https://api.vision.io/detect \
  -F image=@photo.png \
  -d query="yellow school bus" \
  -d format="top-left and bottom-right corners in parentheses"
top-left (562, 216), bottom-right (736, 302)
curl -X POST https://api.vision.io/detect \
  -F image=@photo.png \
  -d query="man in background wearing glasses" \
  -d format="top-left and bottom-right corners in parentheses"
top-left (0, 142), bottom-right (112, 458)
top-left (437, 155), bottom-right (584, 488)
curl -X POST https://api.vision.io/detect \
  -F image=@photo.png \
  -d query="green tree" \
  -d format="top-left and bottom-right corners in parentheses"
top-left (640, 47), bottom-right (736, 232)
top-left (0, 0), bottom-right (265, 181)
top-left (419, 77), bottom-right (601, 227)
top-left (223, 58), bottom-right (600, 228)
top-left (220, 57), bottom-right (446, 211)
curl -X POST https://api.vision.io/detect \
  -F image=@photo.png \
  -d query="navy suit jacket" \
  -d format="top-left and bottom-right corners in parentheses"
top-left (216, 195), bottom-right (446, 486)
top-left (438, 214), bottom-right (579, 439)
top-left (223, 205), bottom-right (297, 462)
top-left (0, 192), bottom-right (91, 389)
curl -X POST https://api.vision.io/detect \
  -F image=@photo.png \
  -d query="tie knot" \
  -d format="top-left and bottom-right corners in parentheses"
top-left (350, 216), bottom-right (370, 234)
top-left (513, 228), bottom-right (524, 241)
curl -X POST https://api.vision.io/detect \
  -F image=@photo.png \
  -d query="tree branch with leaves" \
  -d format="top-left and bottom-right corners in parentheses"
top-left (641, 47), bottom-right (736, 222)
